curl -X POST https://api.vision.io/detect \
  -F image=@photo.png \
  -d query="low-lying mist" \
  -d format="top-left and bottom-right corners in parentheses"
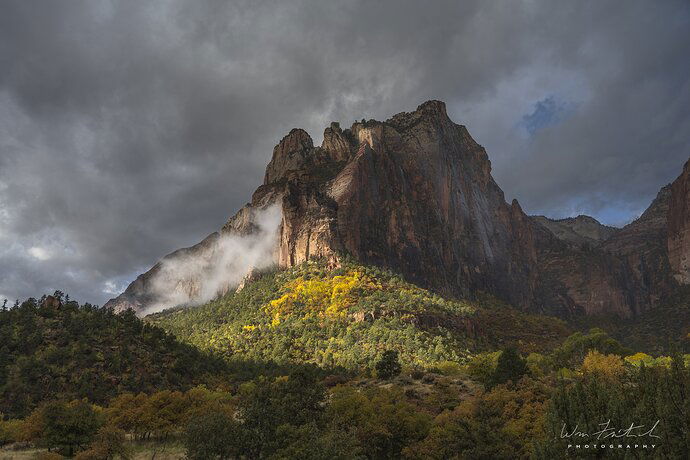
top-left (143, 204), bottom-right (282, 315)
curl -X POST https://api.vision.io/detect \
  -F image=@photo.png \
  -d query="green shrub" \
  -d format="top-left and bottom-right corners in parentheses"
top-left (465, 351), bottom-right (501, 384)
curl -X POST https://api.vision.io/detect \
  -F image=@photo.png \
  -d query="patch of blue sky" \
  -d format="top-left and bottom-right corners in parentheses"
top-left (518, 95), bottom-right (573, 137)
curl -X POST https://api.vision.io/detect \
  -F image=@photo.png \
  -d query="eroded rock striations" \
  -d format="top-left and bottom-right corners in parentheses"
top-left (105, 101), bottom-right (690, 318)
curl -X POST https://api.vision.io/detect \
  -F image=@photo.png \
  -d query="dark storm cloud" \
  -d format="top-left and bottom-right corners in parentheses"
top-left (1, 0), bottom-right (689, 304)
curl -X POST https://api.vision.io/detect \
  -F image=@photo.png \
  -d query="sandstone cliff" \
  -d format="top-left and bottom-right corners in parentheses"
top-left (668, 160), bottom-right (690, 283)
top-left (105, 101), bottom-right (690, 318)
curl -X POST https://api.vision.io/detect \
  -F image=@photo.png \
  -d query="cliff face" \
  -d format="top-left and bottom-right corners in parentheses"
top-left (599, 186), bottom-right (675, 308)
top-left (668, 160), bottom-right (690, 283)
top-left (105, 101), bottom-right (690, 318)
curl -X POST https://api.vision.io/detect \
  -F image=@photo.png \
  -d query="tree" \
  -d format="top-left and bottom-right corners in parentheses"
top-left (235, 369), bottom-right (327, 458)
top-left (376, 351), bottom-right (402, 379)
top-left (41, 399), bottom-right (102, 456)
top-left (489, 346), bottom-right (526, 388)
top-left (0, 419), bottom-right (23, 445)
top-left (75, 425), bottom-right (131, 460)
top-left (269, 422), bottom-right (365, 460)
top-left (327, 386), bottom-right (431, 458)
top-left (105, 393), bottom-right (149, 440)
top-left (466, 351), bottom-right (501, 385)
top-left (184, 411), bottom-right (239, 460)
top-left (551, 328), bottom-right (630, 368)
top-left (581, 350), bottom-right (625, 381)
top-left (537, 354), bottom-right (690, 458)
top-left (404, 377), bottom-right (549, 459)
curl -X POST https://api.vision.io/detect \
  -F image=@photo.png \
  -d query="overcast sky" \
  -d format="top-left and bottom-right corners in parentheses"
top-left (1, 0), bottom-right (689, 305)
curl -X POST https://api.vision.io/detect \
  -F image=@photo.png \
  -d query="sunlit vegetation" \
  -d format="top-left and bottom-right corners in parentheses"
top-left (265, 269), bottom-right (382, 324)
top-left (149, 260), bottom-right (481, 371)
top-left (0, 385), bottom-right (233, 458)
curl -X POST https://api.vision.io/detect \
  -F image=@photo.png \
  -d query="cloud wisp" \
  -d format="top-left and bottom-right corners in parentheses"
top-left (145, 204), bottom-right (281, 314)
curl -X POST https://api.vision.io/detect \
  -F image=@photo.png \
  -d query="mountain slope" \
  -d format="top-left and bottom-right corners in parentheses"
top-left (148, 260), bottom-right (571, 371)
top-left (107, 100), bottom-right (690, 320)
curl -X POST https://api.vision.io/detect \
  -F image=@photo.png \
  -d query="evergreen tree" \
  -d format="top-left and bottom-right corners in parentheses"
top-left (489, 345), bottom-right (526, 388)
top-left (376, 351), bottom-right (402, 379)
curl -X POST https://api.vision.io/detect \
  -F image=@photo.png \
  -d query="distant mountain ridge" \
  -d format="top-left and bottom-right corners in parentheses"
top-left (105, 101), bottom-right (690, 320)
top-left (532, 215), bottom-right (617, 248)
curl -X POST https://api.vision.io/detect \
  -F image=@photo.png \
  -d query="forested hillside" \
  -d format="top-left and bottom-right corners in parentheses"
top-left (148, 260), bottom-right (571, 372)
top-left (1, 266), bottom-right (688, 458)
top-left (0, 294), bottom-right (226, 418)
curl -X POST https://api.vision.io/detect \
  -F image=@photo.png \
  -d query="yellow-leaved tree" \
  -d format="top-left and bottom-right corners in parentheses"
top-left (264, 270), bottom-right (380, 325)
top-left (581, 350), bottom-right (625, 381)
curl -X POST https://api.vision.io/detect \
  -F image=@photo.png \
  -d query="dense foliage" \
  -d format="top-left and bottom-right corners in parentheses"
top-left (4, 346), bottom-right (687, 459)
top-left (149, 261), bottom-right (478, 371)
top-left (537, 352), bottom-right (690, 459)
top-left (0, 293), bottom-right (226, 418)
top-left (149, 260), bottom-right (570, 372)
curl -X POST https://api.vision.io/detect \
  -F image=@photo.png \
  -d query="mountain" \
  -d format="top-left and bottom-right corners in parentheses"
top-left (104, 232), bottom-right (222, 314)
top-left (106, 101), bottom-right (690, 320)
top-left (598, 186), bottom-right (674, 308)
top-left (532, 215), bottom-right (617, 248)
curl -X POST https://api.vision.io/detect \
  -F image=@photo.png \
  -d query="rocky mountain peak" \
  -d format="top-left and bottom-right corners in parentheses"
top-left (106, 101), bottom-right (690, 319)
top-left (321, 122), bottom-right (353, 162)
top-left (387, 100), bottom-right (450, 129)
top-left (264, 128), bottom-right (314, 184)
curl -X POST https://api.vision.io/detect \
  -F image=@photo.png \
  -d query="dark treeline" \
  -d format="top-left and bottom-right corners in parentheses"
top-left (0, 292), bottom-right (226, 418)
